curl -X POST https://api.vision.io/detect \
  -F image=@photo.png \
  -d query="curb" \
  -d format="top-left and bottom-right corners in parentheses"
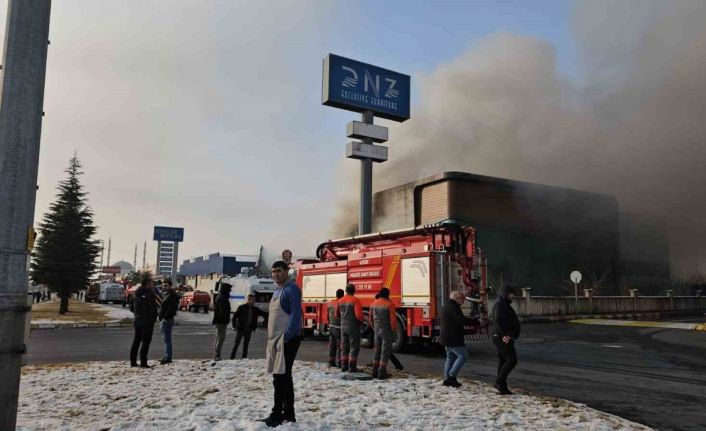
top-left (521, 312), bottom-right (665, 323)
top-left (568, 318), bottom-right (706, 332)
top-left (30, 321), bottom-right (133, 330)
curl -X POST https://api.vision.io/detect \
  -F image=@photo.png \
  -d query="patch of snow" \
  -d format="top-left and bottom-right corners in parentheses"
top-left (31, 304), bottom-right (133, 325)
top-left (99, 304), bottom-right (134, 321)
top-left (17, 359), bottom-right (653, 431)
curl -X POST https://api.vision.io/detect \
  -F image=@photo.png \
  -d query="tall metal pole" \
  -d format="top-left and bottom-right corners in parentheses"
top-left (106, 237), bottom-right (111, 267)
top-left (0, 1), bottom-right (52, 428)
top-left (99, 240), bottom-right (104, 269)
top-left (142, 241), bottom-right (146, 269)
top-left (359, 110), bottom-right (374, 235)
top-left (171, 241), bottom-right (178, 283)
top-left (156, 240), bottom-right (161, 276)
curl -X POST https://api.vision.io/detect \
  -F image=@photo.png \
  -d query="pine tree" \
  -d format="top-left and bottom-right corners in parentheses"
top-left (31, 156), bottom-right (100, 314)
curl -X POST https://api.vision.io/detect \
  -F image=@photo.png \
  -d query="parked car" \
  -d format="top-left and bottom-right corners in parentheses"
top-left (85, 283), bottom-right (100, 303)
top-left (179, 290), bottom-right (210, 313)
top-left (99, 282), bottom-right (124, 304)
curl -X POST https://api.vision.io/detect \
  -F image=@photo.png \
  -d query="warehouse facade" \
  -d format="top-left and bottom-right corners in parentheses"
top-left (179, 253), bottom-right (257, 292)
top-left (372, 172), bottom-right (669, 295)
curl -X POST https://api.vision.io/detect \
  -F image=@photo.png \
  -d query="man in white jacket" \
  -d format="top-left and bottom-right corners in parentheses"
top-left (262, 260), bottom-right (302, 428)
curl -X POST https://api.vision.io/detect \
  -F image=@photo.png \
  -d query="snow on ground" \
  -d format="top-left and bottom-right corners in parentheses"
top-left (17, 359), bottom-right (652, 431)
top-left (101, 303), bottom-right (214, 326)
top-left (100, 304), bottom-right (134, 321)
top-left (31, 303), bottom-right (133, 325)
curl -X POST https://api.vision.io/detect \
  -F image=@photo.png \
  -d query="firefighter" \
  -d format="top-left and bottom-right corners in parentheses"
top-left (336, 283), bottom-right (364, 372)
top-left (369, 287), bottom-right (398, 380)
top-left (327, 289), bottom-right (345, 367)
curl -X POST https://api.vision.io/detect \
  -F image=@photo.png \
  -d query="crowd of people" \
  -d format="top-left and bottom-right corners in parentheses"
top-left (127, 263), bottom-right (522, 428)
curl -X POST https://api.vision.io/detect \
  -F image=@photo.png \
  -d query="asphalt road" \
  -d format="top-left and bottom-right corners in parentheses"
top-left (27, 318), bottom-right (706, 431)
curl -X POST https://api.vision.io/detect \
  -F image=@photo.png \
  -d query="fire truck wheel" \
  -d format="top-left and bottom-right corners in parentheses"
top-left (392, 316), bottom-right (407, 353)
top-left (360, 311), bottom-right (373, 348)
top-left (360, 328), bottom-right (373, 348)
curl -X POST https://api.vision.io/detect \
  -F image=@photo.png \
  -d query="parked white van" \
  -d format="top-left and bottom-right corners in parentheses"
top-left (215, 274), bottom-right (276, 319)
top-left (98, 282), bottom-right (124, 304)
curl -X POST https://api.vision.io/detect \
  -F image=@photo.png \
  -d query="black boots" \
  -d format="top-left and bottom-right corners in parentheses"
top-left (443, 377), bottom-right (461, 388)
top-left (494, 382), bottom-right (513, 395)
top-left (377, 367), bottom-right (390, 380)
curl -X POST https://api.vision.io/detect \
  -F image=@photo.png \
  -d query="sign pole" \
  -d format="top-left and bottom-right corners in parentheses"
top-left (574, 282), bottom-right (578, 303)
top-left (321, 54), bottom-right (409, 235)
top-left (359, 110), bottom-right (374, 235)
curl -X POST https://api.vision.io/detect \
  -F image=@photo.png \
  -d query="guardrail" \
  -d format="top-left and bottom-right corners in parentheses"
top-left (489, 289), bottom-right (706, 317)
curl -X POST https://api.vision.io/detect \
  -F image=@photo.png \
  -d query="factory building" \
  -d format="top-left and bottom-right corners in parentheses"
top-left (179, 253), bottom-right (257, 292)
top-left (372, 172), bottom-right (669, 295)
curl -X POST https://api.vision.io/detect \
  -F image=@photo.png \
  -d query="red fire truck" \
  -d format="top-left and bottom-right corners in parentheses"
top-left (295, 223), bottom-right (489, 352)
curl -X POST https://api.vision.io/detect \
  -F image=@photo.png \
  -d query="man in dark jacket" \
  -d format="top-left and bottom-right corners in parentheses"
top-left (230, 294), bottom-right (263, 359)
top-left (212, 283), bottom-right (232, 361)
top-left (130, 276), bottom-right (158, 368)
top-left (440, 290), bottom-right (468, 388)
top-left (491, 285), bottom-right (520, 395)
top-left (158, 280), bottom-right (179, 364)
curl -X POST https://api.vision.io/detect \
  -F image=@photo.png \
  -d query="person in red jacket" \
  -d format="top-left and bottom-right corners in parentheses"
top-left (336, 283), bottom-right (364, 372)
top-left (369, 287), bottom-right (398, 379)
top-left (327, 289), bottom-right (345, 367)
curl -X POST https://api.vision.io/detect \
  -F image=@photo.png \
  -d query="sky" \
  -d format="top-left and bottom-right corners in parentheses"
top-left (0, 0), bottom-right (576, 266)
top-left (2, 1), bottom-right (703, 276)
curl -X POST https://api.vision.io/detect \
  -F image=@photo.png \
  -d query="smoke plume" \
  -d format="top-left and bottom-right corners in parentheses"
top-left (333, 0), bottom-right (706, 275)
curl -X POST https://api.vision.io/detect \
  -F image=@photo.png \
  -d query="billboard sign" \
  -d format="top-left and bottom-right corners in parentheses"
top-left (322, 54), bottom-right (410, 122)
top-left (102, 266), bottom-right (121, 275)
top-left (346, 141), bottom-right (388, 162)
top-left (153, 226), bottom-right (184, 242)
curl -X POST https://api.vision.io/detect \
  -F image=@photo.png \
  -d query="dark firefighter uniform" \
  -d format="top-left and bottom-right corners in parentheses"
top-left (336, 294), bottom-right (364, 372)
top-left (327, 297), bottom-right (342, 367)
top-left (369, 296), bottom-right (398, 379)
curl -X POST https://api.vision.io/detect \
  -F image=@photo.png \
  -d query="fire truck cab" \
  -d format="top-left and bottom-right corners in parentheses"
top-left (295, 223), bottom-right (489, 352)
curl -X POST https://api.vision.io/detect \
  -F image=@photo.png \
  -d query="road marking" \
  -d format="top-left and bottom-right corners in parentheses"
top-left (570, 319), bottom-right (706, 331)
top-left (603, 345), bottom-right (623, 348)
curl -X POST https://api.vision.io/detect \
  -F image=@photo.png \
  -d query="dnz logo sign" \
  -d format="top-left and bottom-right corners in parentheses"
top-left (340, 66), bottom-right (400, 99)
top-left (323, 54), bottom-right (410, 122)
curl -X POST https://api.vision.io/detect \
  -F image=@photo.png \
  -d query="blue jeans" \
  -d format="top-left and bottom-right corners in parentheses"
top-left (444, 346), bottom-right (468, 380)
top-left (160, 318), bottom-right (174, 361)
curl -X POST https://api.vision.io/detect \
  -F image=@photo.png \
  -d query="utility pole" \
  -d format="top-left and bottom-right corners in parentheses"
top-left (133, 244), bottom-right (137, 271)
top-left (106, 237), bottom-right (111, 267)
top-left (142, 241), bottom-right (146, 269)
top-left (99, 239), bottom-right (104, 269)
top-left (0, 1), bottom-right (52, 429)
